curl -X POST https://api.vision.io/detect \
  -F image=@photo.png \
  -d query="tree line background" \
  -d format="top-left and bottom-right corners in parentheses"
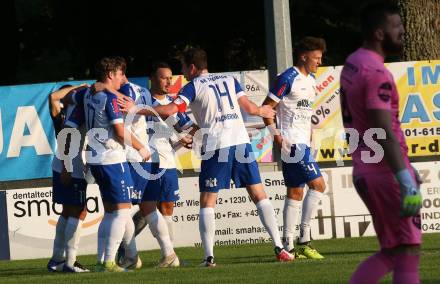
top-left (0, 0), bottom-right (439, 86)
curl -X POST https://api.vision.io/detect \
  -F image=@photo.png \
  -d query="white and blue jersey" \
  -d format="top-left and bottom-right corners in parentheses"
top-left (74, 87), bottom-right (133, 203)
top-left (174, 73), bottom-right (261, 192)
top-left (268, 66), bottom-right (316, 147)
top-left (149, 95), bottom-right (192, 168)
top-left (118, 82), bottom-right (152, 163)
top-left (75, 89), bottom-right (126, 165)
top-left (176, 73), bottom-right (249, 152)
top-left (118, 82), bottom-right (153, 203)
top-left (268, 67), bottom-right (322, 186)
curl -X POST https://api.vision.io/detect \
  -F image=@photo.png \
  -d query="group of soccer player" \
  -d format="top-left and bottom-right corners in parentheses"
top-left (46, 1), bottom-right (423, 282)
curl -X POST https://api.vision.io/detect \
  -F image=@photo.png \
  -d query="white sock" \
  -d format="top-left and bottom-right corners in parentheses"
top-left (299, 189), bottom-right (324, 244)
top-left (51, 215), bottom-right (67, 262)
top-left (65, 217), bottom-right (83, 267)
top-left (145, 210), bottom-right (174, 257)
top-left (256, 199), bottom-right (283, 248)
top-left (97, 212), bottom-right (112, 263)
top-left (199, 207), bottom-right (215, 258)
top-left (105, 209), bottom-right (131, 262)
top-left (122, 215), bottom-right (138, 259)
top-left (163, 215), bottom-right (174, 243)
top-left (283, 198), bottom-right (302, 251)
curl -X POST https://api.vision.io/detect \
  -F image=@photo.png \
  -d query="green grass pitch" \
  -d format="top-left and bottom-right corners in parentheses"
top-left (1, 234), bottom-right (439, 283)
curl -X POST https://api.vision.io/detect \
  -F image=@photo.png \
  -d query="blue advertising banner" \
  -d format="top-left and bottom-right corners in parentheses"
top-left (0, 78), bottom-right (148, 181)
top-left (0, 81), bottom-right (91, 180)
top-left (0, 83), bottom-right (58, 181)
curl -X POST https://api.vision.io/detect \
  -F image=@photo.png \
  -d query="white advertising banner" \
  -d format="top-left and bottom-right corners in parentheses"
top-left (5, 162), bottom-right (440, 260)
top-left (6, 185), bottom-right (103, 259)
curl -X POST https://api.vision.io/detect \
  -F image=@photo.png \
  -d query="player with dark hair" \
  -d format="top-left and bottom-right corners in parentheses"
top-left (47, 83), bottom-right (91, 273)
top-left (70, 56), bottom-right (150, 272)
top-left (340, 2), bottom-right (422, 283)
top-left (118, 66), bottom-right (184, 268)
top-left (262, 36), bottom-right (327, 259)
top-left (120, 62), bottom-right (192, 265)
top-left (119, 48), bottom-right (294, 266)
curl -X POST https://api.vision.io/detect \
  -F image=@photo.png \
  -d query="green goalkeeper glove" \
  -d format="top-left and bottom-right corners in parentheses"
top-left (395, 169), bottom-right (422, 217)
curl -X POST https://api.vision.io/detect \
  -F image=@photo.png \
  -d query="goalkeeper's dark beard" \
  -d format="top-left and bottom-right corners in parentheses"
top-left (383, 33), bottom-right (404, 56)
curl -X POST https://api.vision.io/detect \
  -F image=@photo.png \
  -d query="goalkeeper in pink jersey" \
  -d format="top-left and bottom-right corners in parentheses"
top-left (340, 2), bottom-right (422, 284)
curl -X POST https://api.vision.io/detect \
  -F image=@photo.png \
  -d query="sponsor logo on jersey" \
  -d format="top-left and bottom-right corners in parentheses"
top-left (215, 113), bottom-right (239, 122)
top-left (378, 82), bottom-right (392, 102)
top-left (296, 99), bottom-right (312, 108)
top-left (132, 189), bottom-right (142, 201)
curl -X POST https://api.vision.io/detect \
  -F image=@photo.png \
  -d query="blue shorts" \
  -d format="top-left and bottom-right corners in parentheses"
top-left (52, 171), bottom-right (87, 207)
top-left (282, 144), bottom-right (322, 188)
top-left (128, 162), bottom-right (152, 204)
top-left (142, 164), bottom-right (180, 202)
top-left (90, 163), bottom-right (134, 204)
top-left (199, 143), bottom-right (261, 192)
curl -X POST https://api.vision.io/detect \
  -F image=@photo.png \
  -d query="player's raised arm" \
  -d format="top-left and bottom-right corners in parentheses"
top-left (229, 77), bottom-right (275, 118)
top-left (93, 81), bottom-right (124, 99)
top-left (146, 79), bottom-right (196, 119)
top-left (58, 84), bottom-right (89, 109)
top-left (118, 94), bottom-right (179, 118)
top-left (155, 102), bottom-right (180, 118)
top-left (237, 95), bottom-right (276, 119)
top-left (49, 83), bottom-right (88, 117)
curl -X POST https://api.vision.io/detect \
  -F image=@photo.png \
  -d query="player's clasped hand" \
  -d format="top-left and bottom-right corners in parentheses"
top-left (92, 82), bottom-right (106, 93)
top-left (117, 96), bottom-right (136, 113)
top-left (138, 147), bottom-right (151, 162)
top-left (396, 169), bottom-right (422, 217)
top-left (258, 105), bottom-right (276, 119)
top-left (179, 134), bottom-right (193, 149)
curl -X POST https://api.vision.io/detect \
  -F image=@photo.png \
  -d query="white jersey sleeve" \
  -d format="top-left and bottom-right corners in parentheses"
top-left (148, 96), bottom-right (183, 168)
top-left (119, 82), bottom-right (151, 162)
top-left (269, 67), bottom-right (315, 146)
top-left (178, 73), bottom-right (250, 152)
